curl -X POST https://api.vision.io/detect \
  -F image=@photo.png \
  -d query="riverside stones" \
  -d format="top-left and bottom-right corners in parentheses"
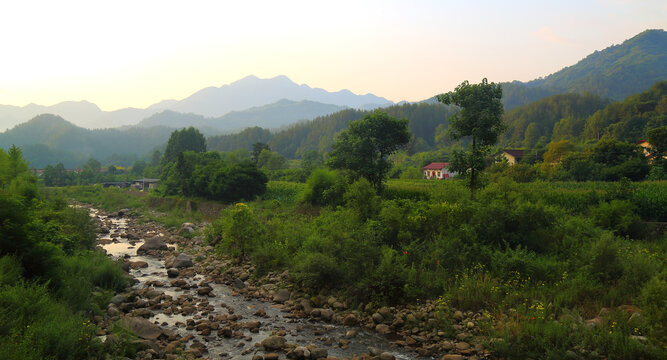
top-left (273, 288), bottom-right (291, 303)
top-left (172, 253), bottom-right (194, 268)
top-left (137, 236), bottom-right (168, 254)
top-left (261, 335), bottom-right (286, 350)
top-left (122, 316), bottom-right (163, 340)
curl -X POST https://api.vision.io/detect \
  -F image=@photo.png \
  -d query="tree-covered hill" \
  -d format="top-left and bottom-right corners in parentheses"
top-left (207, 103), bottom-right (457, 158)
top-left (501, 80), bottom-right (667, 148)
top-left (502, 29), bottom-right (666, 110)
top-left (0, 114), bottom-right (174, 168)
top-left (501, 93), bottom-right (610, 147)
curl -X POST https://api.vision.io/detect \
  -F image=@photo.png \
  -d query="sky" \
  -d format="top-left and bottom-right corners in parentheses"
top-left (0, 0), bottom-right (665, 111)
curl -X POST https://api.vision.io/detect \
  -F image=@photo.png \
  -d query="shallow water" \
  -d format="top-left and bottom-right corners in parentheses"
top-left (93, 208), bottom-right (428, 359)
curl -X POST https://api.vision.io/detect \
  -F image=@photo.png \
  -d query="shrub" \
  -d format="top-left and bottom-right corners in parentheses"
top-left (293, 252), bottom-right (343, 290)
top-left (591, 200), bottom-right (643, 238)
top-left (299, 168), bottom-right (347, 207)
top-left (589, 232), bottom-right (624, 285)
top-left (344, 178), bottom-right (380, 221)
top-left (211, 203), bottom-right (262, 257)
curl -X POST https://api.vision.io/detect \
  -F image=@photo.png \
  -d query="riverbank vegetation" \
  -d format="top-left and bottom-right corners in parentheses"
top-left (0, 147), bottom-right (133, 360)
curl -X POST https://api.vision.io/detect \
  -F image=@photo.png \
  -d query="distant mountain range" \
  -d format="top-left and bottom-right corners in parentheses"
top-left (0, 75), bottom-right (393, 131)
top-left (137, 99), bottom-right (347, 132)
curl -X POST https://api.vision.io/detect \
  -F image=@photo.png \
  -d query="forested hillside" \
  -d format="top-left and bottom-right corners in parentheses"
top-left (208, 103), bottom-right (456, 158)
top-left (502, 29), bottom-right (666, 110)
top-left (0, 114), bottom-right (173, 168)
top-left (501, 93), bottom-right (610, 147)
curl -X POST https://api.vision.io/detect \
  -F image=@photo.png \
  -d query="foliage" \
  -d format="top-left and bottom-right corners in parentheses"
top-left (437, 78), bottom-right (505, 197)
top-left (0, 146), bottom-right (132, 360)
top-left (161, 126), bottom-right (206, 165)
top-left (161, 151), bottom-right (267, 203)
top-left (299, 168), bottom-right (347, 207)
top-left (327, 110), bottom-right (411, 191)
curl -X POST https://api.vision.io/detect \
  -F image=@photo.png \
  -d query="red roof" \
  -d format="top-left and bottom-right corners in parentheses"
top-left (422, 162), bottom-right (449, 170)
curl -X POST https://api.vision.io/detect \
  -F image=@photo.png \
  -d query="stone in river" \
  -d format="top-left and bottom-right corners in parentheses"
top-left (172, 253), bottom-right (194, 268)
top-left (137, 236), bottom-right (168, 254)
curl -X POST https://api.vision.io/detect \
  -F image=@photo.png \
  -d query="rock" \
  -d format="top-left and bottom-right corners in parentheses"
top-left (453, 310), bottom-right (464, 321)
top-left (380, 352), bottom-right (395, 360)
top-left (342, 313), bottom-right (358, 326)
top-left (293, 346), bottom-right (311, 359)
top-left (372, 312), bottom-right (384, 324)
top-left (178, 225), bottom-right (195, 236)
top-left (239, 271), bottom-right (250, 281)
top-left (264, 353), bottom-right (279, 360)
top-left (167, 268), bottom-right (179, 278)
top-left (197, 286), bottom-right (213, 296)
top-left (375, 324), bottom-right (391, 334)
top-left (122, 316), bottom-right (163, 340)
top-left (441, 355), bottom-right (465, 360)
top-left (320, 308), bottom-right (334, 321)
top-left (129, 260), bottom-right (148, 269)
top-left (110, 294), bottom-right (125, 306)
top-left (369, 347), bottom-right (382, 356)
top-left (300, 299), bottom-right (313, 314)
top-left (273, 289), bottom-right (290, 303)
top-left (455, 342), bottom-right (470, 350)
top-left (234, 278), bottom-right (246, 289)
top-left (137, 236), bottom-right (168, 254)
top-left (307, 345), bottom-right (328, 359)
top-left (261, 335), bottom-right (286, 350)
top-left (172, 253), bottom-right (194, 268)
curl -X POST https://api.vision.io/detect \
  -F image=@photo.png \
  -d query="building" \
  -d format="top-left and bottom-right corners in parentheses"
top-left (132, 178), bottom-right (160, 191)
top-left (501, 150), bottom-right (525, 165)
top-left (422, 162), bottom-right (455, 180)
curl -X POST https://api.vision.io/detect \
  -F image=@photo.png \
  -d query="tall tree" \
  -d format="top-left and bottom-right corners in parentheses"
top-left (251, 142), bottom-right (270, 165)
top-left (162, 127), bottom-right (207, 165)
top-left (437, 79), bottom-right (505, 199)
top-left (327, 110), bottom-right (410, 191)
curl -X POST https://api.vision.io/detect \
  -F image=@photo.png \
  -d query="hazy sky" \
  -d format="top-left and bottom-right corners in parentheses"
top-left (0, 0), bottom-right (665, 111)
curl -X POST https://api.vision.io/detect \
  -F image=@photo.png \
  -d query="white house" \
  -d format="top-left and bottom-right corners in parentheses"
top-left (422, 162), bottom-right (455, 179)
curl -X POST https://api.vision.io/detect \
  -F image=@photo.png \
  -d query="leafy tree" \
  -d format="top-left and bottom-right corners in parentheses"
top-left (251, 142), bottom-right (270, 165)
top-left (437, 78), bottom-right (505, 198)
top-left (327, 110), bottom-right (411, 191)
top-left (543, 140), bottom-right (575, 164)
top-left (162, 127), bottom-right (206, 165)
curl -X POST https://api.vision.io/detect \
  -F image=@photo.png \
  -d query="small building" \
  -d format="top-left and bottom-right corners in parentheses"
top-left (132, 178), bottom-right (160, 191)
top-left (636, 140), bottom-right (653, 157)
top-left (102, 181), bottom-right (131, 188)
top-left (501, 150), bottom-right (525, 165)
top-left (422, 162), bottom-right (454, 180)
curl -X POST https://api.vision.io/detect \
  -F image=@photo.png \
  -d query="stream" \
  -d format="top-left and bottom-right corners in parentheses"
top-left (92, 207), bottom-right (432, 360)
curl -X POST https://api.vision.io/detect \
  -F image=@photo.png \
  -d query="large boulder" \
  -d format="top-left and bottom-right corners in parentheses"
top-left (261, 335), bottom-right (286, 350)
top-left (273, 289), bottom-right (291, 303)
top-left (137, 236), bottom-right (168, 254)
top-left (172, 253), bottom-right (194, 268)
top-left (122, 316), bottom-right (163, 340)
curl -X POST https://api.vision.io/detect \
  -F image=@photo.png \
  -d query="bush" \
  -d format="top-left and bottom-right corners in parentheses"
top-left (591, 200), bottom-right (643, 238)
top-left (299, 168), bottom-right (347, 207)
top-left (293, 252), bottom-right (343, 290)
top-left (589, 233), bottom-right (624, 285)
top-left (210, 203), bottom-right (262, 257)
top-left (344, 178), bottom-right (380, 221)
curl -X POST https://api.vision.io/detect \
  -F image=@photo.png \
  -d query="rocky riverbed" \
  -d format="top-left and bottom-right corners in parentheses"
top-left (89, 206), bottom-right (491, 360)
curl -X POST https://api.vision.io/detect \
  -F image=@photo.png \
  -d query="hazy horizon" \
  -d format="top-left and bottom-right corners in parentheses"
top-left (1, 0), bottom-right (665, 111)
